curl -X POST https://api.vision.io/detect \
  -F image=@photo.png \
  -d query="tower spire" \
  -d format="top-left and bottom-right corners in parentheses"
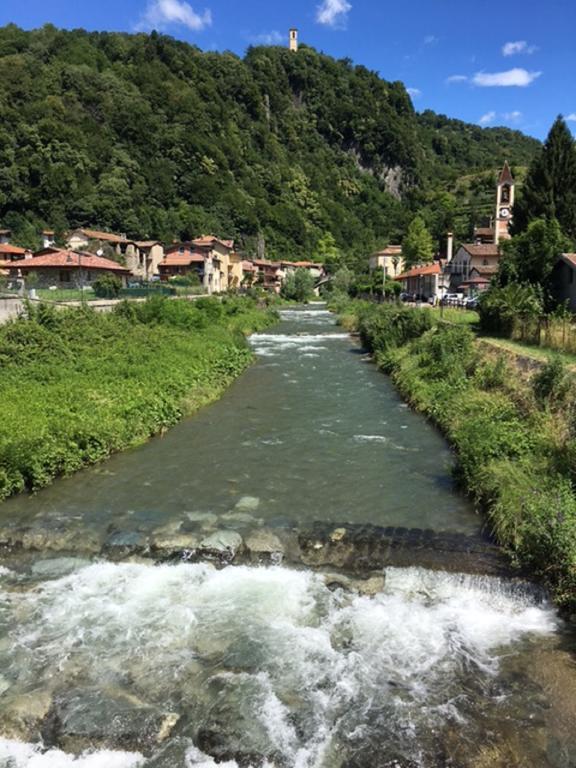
top-left (289, 28), bottom-right (298, 52)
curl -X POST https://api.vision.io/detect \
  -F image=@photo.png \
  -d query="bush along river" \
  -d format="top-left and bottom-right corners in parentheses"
top-left (0, 305), bottom-right (575, 768)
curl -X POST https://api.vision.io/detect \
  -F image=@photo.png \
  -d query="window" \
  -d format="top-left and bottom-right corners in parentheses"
top-left (501, 185), bottom-right (510, 204)
top-left (483, 259), bottom-right (488, 266)
top-left (60, 270), bottom-right (71, 283)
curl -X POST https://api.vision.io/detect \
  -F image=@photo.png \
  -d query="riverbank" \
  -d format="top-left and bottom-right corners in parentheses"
top-left (0, 296), bottom-right (277, 502)
top-left (335, 299), bottom-right (576, 612)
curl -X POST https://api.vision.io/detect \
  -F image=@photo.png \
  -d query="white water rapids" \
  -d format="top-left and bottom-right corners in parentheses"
top-left (0, 562), bottom-right (559, 767)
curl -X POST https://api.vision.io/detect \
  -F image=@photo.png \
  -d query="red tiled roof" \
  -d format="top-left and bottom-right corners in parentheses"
top-left (461, 243), bottom-right (500, 258)
top-left (395, 262), bottom-right (442, 281)
top-left (192, 236), bottom-right (234, 250)
top-left (474, 227), bottom-right (495, 238)
top-left (460, 276), bottom-right (491, 286)
top-left (16, 250), bottom-right (130, 273)
top-left (160, 253), bottom-right (205, 267)
top-left (242, 261), bottom-right (257, 271)
top-left (0, 244), bottom-right (28, 255)
top-left (70, 228), bottom-right (127, 244)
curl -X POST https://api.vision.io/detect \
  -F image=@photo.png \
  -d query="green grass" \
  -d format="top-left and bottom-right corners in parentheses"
top-left (35, 288), bottom-right (99, 302)
top-left (480, 336), bottom-right (576, 369)
top-left (0, 296), bottom-right (277, 501)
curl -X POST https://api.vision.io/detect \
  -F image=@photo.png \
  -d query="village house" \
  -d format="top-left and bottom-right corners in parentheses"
top-left (0, 229), bottom-right (11, 245)
top-left (368, 245), bottom-right (404, 278)
top-left (66, 228), bottom-right (164, 281)
top-left (158, 244), bottom-right (206, 283)
top-left (252, 260), bottom-right (284, 292)
top-left (9, 249), bottom-right (130, 290)
top-left (394, 262), bottom-right (448, 302)
top-left (41, 230), bottom-right (56, 249)
top-left (158, 236), bottom-right (240, 293)
top-left (0, 244), bottom-right (32, 262)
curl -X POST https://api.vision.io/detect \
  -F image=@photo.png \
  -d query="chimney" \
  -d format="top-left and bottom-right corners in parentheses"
top-left (446, 232), bottom-right (454, 262)
top-left (289, 28), bottom-right (298, 52)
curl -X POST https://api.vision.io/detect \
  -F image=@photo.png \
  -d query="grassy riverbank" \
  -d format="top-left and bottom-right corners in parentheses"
top-left (0, 297), bottom-right (276, 502)
top-left (336, 299), bottom-right (576, 610)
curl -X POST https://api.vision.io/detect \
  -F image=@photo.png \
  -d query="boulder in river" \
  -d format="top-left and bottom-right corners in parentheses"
top-left (44, 688), bottom-right (179, 754)
top-left (199, 530), bottom-right (243, 562)
top-left (234, 496), bottom-right (260, 512)
top-left (150, 531), bottom-right (200, 560)
top-left (244, 529), bottom-right (284, 563)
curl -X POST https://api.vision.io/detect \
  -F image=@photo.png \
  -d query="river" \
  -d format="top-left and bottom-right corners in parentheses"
top-left (0, 306), bottom-right (575, 768)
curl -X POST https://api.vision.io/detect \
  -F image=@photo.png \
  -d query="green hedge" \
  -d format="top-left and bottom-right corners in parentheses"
top-left (0, 297), bottom-right (276, 501)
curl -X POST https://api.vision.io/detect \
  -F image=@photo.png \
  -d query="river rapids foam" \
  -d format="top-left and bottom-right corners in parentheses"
top-left (0, 563), bottom-right (559, 767)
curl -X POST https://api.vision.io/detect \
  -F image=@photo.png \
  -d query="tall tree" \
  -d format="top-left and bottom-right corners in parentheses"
top-left (514, 117), bottom-right (576, 239)
top-left (402, 216), bottom-right (434, 267)
top-left (497, 218), bottom-right (570, 296)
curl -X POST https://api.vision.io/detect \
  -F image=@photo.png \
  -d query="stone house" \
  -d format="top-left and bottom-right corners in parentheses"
top-left (158, 245), bottom-right (206, 283)
top-left (66, 229), bottom-right (163, 281)
top-left (10, 249), bottom-right (130, 289)
top-left (448, 243), bottom-right (500, 289)
top-left (368, 245), bottom-right (404, 278)
top-left (0, 244), bottom-right (32, 262)
top-left (0, 229), bottom-right (11, 245)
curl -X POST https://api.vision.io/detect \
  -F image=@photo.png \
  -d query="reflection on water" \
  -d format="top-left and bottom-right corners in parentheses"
top-left (0, 307), bottom-right (479, 536)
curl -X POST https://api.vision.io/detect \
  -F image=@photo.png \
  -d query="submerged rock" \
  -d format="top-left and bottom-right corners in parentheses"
top-left (234, 496), bottom-right (260, 512)
top-left (0, 690), bottom-right (53, 741)
top-left (244, 529), bottom-right (284, 563)
top-left (0, 675), bottom-right (11, 696)
top-left (150, 532), bottom-right (200, 560)
top-left (31, 557), bottom-right (91, 580)
top-left (353, 575), bottom-right (385, 596)
top-left (185, 512), bottom-right (219, 529)
top-left (199, 531), bottom-right (243, 562)
top-left (45, 689), bottom-right (179, 754)
top-left (102, 531), bottom-right (149, 559)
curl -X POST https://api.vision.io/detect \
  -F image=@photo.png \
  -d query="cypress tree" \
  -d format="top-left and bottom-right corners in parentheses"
top-left (514, 116), bottom-right (576, 239)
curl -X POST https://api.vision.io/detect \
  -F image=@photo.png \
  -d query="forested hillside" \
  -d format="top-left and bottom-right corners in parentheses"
top-left (0, 24), bottom-right (540, 261)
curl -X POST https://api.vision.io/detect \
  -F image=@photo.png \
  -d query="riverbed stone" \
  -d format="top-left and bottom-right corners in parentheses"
top-left (20, 525), bottom-right (101, 554)
top-left (234, 496), bottom-right (260, 512)
top-left (46, 688), bottom-right (180, 753)
top-left (0, 690), bottom-right (53, 741)
top-left (184, 512), bottom-right (219, 529)
top-left (0, 675), bottom-right (11, 696)
top-left (244, 529), bottom-right (284, 563)
top-left (199, 530), bottom-right (243, 562)
top-left (31, 557), bottom-right (91, 580)
top-left (150, 532), bottom-right (200, 560)
top-left (102, 531), bottom-right (149, 559)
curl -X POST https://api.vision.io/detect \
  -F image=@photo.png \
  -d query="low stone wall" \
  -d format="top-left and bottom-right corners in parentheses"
top-left (0, 297), bottom-right (25, 324)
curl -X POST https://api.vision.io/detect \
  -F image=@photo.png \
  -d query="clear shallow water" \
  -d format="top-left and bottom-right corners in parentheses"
top-left (0, 307), bottom-right (479, 536)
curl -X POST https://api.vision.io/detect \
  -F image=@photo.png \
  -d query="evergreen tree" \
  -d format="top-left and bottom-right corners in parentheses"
top-left (402, 216), bottom-right (434, 267)
top-left (514, 117), bottom-right (576, 239)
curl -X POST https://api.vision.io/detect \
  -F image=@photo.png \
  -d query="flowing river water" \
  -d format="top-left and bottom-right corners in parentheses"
top-left (0, 306), bottom-right (575, 768)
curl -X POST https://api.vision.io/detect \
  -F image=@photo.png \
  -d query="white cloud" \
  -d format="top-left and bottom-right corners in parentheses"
top-left (135, 0), bottom-right (212, 32)
top-left (424, 35), bottom-right (438, 45)
top-left (503, 110), bottom-right (523, 122)
top-left (406, 87), bottom-right (421, 98)
top-left (316, 0), bottom-right (352, 28)
top-left (250, 30), bottom-right (284, 45)
top-left (502, 40), bottom-right (538, 56)
top-left (473, 68), bottom-right (541, 87)
top-left (566, 114), bottom-right (576, 122)
top-left (446, 74), bottom-right (468, 84)
top-left (479, 111), bottom-right (497, 126)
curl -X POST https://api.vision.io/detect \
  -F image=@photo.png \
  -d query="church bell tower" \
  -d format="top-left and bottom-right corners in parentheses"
top-left (494, 161), bottom-right (515, 244)
top-left (289, 28), bottom-right (299, 52)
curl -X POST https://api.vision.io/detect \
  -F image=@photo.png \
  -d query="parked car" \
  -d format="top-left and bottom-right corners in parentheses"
top-left (464, 296), bottom-right (479, 310)
top-left (441, 293), bottom-right (464, 306)
top-left (400, 292), bottom-right (416, 303)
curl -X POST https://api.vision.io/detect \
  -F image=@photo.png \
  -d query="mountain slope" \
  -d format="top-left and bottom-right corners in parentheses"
top-left (0, 25), bottom-right (540, 260)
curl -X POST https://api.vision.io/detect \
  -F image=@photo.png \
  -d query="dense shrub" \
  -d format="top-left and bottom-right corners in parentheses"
top-left (478, 283), bottom-right (543, 336)
top-left (92, 274), bottom-right (122, 299)
top-left (358, 304), bottom-right (433, 356)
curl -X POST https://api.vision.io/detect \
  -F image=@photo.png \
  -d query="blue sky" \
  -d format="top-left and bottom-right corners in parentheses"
top-left (1, 0), bottom-right (575, 139)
